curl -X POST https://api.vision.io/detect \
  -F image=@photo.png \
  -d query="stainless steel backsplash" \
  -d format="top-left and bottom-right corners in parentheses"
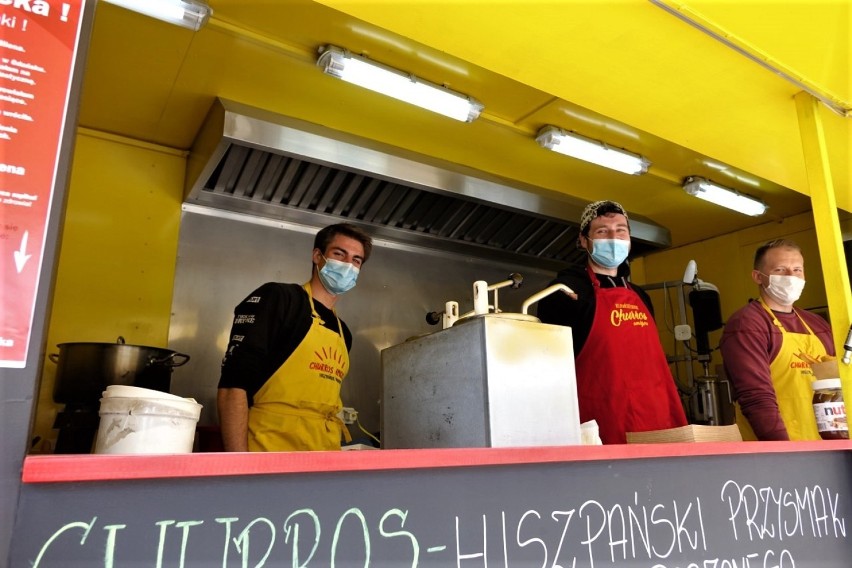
top-left (168, 204), bottom-right (557, 437)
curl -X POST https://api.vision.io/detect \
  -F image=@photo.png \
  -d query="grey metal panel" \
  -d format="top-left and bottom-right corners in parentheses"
top-left (185, 99), bottom-right (671, 269)
top-left (167, 205), bottom-right (558, 440)
top-left (381, 322), bottom-right (490, 449)
top-left (381, 315), bottom-right (580, 449)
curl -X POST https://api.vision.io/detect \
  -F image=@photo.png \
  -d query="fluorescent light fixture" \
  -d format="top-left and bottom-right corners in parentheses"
top-left (102, 0), bottom-right (212, 31)
top-left (317, 45), bottom-right (483, 122)
top-left (683, 176), bottom-right (767, 216)
top-left (535, 125), bottom-right (650, 175)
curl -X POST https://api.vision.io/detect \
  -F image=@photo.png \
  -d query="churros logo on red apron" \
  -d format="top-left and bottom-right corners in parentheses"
top-left (309, 346), bottom-right (346, 383)
top-left (609, 302), bottom-right (649, 327)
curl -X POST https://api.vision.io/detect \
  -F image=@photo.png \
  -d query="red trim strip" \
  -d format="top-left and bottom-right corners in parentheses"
top-left (22, 440), bottom-right (851, 484)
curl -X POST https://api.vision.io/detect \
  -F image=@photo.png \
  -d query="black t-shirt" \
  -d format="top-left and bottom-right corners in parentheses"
top-left (536, 262), bottom-right (655, 356)
top-left (217, 282), bottom-right (352, 404)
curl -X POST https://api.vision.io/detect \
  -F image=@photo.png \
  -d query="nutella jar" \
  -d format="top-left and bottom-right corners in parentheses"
top-left (811, 379), bottom-right (848, 440)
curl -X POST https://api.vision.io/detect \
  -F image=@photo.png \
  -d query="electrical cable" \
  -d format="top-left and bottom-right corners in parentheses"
top-left (661, 281), bottom-right (676, 334)
top-left (680, 340), bottom-right (720, 355)
top-left (356, 418), bottom-right (381, 446)
top-left (660, 281), bottom-right (692, 395)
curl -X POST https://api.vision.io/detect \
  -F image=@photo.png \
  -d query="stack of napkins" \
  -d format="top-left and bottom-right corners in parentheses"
top-left (626, 424), bottom-right (742, 444)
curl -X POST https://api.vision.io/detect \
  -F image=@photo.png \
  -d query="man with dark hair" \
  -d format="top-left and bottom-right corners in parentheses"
top-left (538, 200), bottom-right (687, 444)
top-left (217, 223), bottom-right (373, 451)
top-left (720, 239), bottom-right (835, 440)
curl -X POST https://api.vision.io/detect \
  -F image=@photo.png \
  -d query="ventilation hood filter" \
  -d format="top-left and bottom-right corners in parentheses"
top-left (184, 99), bottom-right (671, 270)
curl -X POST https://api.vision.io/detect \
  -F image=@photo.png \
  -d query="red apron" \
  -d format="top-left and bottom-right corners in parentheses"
top-left (575, 266), bottom-right (687, 443)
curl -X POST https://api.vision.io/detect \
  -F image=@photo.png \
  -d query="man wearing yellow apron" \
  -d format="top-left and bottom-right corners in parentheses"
top-left (217, 223), bottom-right (373, 451)
top-left (720, 239), bottom-right (835, 440)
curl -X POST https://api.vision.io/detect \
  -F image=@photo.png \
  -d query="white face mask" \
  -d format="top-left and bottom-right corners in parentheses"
top-left (761, 273), bottom-right (805, 306)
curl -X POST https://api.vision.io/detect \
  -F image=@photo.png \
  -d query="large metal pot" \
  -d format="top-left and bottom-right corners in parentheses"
top-left (49, 337), bottom-right (190, 405)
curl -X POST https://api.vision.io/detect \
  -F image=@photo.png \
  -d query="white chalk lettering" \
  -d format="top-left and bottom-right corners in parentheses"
top-left (20, 479), bottom-right (847, 566)
top-left (103, 524), bottom-right (127, 568)
top-left (331, 508), bottom-right (370, 567)
top-left (233, 517), bottom-right (275, 567)
top-left (550, 509), bottom-right (577, 568)
top-left (455, 514), bottom-right (488, 564)
top-left (517, 509), bottom-right (547, 565)
top-left (722, 480), bottom-right (846, 543)
top-left (378, 509), bottom-right (420, 568)
top-left (283, 508), bottom-right (320, 567)
top-left (32, 517), bottom-right (97, 567)
top-left (215, 517), bottom-right (239, 566)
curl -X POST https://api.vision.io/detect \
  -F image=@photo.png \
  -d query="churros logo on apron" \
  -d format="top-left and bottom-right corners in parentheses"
top-left (308, 346), bottom-right (346, 383)
top-left (789, 360), bottom-right (814, 373)
top-left (609, 302), bottom-right (649, 327)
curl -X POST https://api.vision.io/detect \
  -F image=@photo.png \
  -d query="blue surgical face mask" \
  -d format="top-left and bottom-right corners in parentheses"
top-left (318, 255), bottom-right (360, 295)
top-left (588, 238), bottom-right (630, 269)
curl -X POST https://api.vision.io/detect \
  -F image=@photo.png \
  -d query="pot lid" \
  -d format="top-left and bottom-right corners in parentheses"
top-left (455, 312), bottom-right (541, 325)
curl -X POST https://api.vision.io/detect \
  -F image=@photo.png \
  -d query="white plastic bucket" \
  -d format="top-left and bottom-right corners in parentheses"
top-left (94, 390), bottom-right (202, 454)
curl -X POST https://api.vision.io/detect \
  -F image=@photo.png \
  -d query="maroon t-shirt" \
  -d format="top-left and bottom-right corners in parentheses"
top-left (719, 299), bottom-right (834, 440)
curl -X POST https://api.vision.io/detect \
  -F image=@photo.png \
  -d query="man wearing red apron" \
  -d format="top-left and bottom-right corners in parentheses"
top-left (538, 201), bottom-right (687, 443)
top-left (720, 239), bottom-right (835, 440)
top-left (217, 223), bottom-right (373, 451)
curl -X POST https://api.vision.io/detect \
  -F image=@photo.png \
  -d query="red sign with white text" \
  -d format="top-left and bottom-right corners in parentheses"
top-left (0, 0), bottom-right (84, 367)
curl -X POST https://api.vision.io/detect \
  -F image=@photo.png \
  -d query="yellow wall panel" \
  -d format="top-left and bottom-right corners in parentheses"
top-left (32, 133), bottom-right (185, 452)
top-left (639, 212), bottom-right (850, 396)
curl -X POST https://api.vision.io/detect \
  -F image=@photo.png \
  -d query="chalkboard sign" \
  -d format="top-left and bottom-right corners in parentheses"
top-left (12, 449), bottom-right (852, 566)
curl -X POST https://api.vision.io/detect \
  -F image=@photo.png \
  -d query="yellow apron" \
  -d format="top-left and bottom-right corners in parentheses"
top-left (736, 298), bottom-right (828, 441)
top-left (247, 283), bottom-right (350, 451)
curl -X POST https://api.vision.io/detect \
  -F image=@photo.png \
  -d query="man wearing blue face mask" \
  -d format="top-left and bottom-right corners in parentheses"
top-left (720, 239), bottom-right (835, 441)
top-left (217, 223), bottom-right (373, 452)
top-left (538, 200), bottom-right (687, 444)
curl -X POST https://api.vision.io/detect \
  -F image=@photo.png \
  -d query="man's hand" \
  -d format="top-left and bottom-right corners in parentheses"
top-left (217, 388), bottom-right (249, 451)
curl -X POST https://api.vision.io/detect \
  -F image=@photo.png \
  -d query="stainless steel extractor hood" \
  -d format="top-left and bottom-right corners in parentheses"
top-left (184, 99), bottom-right (671, 271)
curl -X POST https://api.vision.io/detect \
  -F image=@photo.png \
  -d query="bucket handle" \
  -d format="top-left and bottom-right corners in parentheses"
top-left (48, 353), bottom-right (59, 364)
top-left (149, 352), bottom-right (191, 368)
